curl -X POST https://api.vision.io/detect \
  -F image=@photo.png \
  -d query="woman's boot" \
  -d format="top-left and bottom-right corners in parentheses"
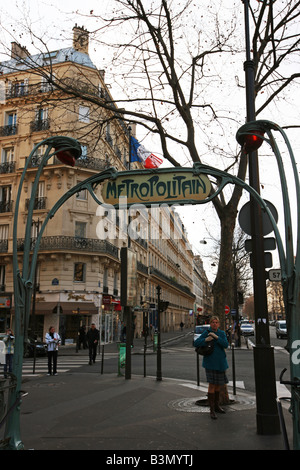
top-left (207, 393), bottom-right (217, 419)
top-left (214, 391), bottom-right (226, 414)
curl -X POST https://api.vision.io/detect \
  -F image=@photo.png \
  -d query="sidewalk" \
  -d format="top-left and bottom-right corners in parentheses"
top-left (17, 328), bottom-right (293, 451)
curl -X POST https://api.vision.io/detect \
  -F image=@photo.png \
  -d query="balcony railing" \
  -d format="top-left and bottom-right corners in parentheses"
top-left (0, 201), bottom-right (13, 213)
top-left (30, 119), bottom-right (50, 132)
top-left (0, 240), bottom-right (8, 253)
top-left (0, 125), bottom-right (17, 137)
top-left (26, 154), bottom-right (108, 172)
top-left (16, 236), bottom-right (119, 259)
top-left (25, 197), bottom-right (47, 211)
top-left (0, 162), bottom-right (15, 174)
top-left (149, 266), bottom-right (195, 297)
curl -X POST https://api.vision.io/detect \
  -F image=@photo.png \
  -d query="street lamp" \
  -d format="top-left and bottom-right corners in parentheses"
top-left (241, 0), bottom-right (280, 436)
top-left (156, 285), bottom-right (162, 381)
top-left (5, 137), bottom-right (81, 450)
top-left (236, 119), bottom-right (300, 449)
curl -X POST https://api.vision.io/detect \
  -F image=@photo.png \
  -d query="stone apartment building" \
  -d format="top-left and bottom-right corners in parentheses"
top-left (0, 25), bottom-right (198, 344)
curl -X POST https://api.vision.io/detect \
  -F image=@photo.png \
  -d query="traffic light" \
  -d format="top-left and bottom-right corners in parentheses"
top-left (55, 148), bottom-right (78, 167)
top-left (241, 131), bottom-right (265, 153)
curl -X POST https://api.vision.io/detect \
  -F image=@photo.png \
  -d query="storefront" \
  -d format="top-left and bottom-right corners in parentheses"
top-left (101, 294), bottom-right (122, 343)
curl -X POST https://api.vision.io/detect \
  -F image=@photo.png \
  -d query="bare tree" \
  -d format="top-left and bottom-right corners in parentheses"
top-left (1, 0), bottom-right (299, 327)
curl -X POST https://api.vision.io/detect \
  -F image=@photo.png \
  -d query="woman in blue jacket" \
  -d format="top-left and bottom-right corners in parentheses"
top-left (194, 316), bottom-right (229, 419)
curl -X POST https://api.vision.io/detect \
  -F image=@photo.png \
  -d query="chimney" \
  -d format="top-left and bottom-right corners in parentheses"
top-left (11, 42), bottom-right (29, 60)
top-left (72, 24), bottom-right (89, 54)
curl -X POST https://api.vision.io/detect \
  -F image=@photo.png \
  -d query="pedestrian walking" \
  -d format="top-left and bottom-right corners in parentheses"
top-left (87, 323), bottom-right (100, 365)
top-left (77, 326), bottom-right (87, 350)
top-left (45, 326), bottom-right (61, 376)
top-left (194, 315), bottom-right (229, 420)
top-left (3, 328), bottom-right (14, 376)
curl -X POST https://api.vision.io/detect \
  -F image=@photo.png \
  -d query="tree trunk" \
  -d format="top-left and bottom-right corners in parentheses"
top-left (212, 206), bottom-right (236, 328)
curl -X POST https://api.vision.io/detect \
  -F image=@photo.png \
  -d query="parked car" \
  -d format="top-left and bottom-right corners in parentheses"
top-left (24, 337), bottom-right (47, 358)
top-left (276, 320), bottom-right (287, 339)
top-left (193, 324), bottom-right (210, 345)
top-left (240, 322), bottom-right (254, 336)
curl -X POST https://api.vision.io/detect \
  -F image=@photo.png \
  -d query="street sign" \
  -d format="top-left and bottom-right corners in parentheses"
top-left (225, 305), bottom-right (230, 314)
top-left (245, 237), bottom-right (276, 252)
top-left (239, 200), bottom-right (278, 236)
top-left (268, 269), bottom-right (281, 281)
top-left (101, 170), bottom-right (211, 205)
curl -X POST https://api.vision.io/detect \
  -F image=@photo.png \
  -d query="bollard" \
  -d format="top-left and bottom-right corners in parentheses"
top-left (231, 342), bottom-right (236, 396)
top-left (101, 344), bottom-right (104, 375)
top-left (196, 351), bottom-right (200, 387)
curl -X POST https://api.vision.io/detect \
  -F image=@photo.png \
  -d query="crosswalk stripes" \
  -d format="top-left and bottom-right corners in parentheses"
top-left (22, 354), bottom-right (117, 377)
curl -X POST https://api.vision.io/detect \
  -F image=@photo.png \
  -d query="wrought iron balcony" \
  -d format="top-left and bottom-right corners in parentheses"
top-left (26, 154), bottom-right (108, 171)
top-left (0, 125), bottom-right (17, 137)
top-left (149, 266), bottom-right (195, 297)
top-left (0, 240), bottom-right (8, 252)
top-left (30, 119), bottom-right (50, 132)
top-left (0, 162), bottom-right (15, 174)
top-left (16, 236), bottom-right (119, 259)
top-left (0, 201), bottom-right (13, 213)
top-left (25, 197), bottom-right (47, 211)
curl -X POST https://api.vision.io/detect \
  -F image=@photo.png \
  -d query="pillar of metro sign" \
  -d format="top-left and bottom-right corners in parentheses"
top-left (5, 137), bottom-right (82, 450)
top-left (241, 0), bottom-right (280, 436)
top-left (236, 119), bottom-right (300, 449)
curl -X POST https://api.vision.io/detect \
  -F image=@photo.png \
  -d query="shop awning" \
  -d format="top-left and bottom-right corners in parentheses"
top-left (34, 302), bottom-right (98, 315)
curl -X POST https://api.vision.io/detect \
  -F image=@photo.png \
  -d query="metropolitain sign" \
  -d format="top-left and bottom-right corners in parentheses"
top-left (101, 170), bottom-right (211, 206)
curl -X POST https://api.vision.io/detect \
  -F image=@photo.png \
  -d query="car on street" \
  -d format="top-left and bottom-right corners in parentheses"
top-left (193, 324), bottom-right (210, 345)
top-left (24, 337), bottom-right (47, 358)
top-left (275, 320), bottom-right (287, 339)
top-left (240, 322), bottom-right (254, 336)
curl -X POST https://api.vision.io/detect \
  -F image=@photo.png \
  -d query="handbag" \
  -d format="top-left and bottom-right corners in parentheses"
top-left (195, 340), bottom-right (214, 356)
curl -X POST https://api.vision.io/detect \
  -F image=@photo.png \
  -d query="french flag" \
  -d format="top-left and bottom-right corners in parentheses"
top-left (130, 136), bottom-right (163, 169)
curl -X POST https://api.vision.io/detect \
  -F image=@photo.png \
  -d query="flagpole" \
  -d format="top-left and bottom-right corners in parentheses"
top-left (128, 126), bottom-right (132, 171)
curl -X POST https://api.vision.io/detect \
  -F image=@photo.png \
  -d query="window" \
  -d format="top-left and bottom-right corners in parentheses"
top-left (7, 79), bottom-right (28, 98)
top-left (0, 225), bottom-right (9, 240)
top-left (0, 186), bottom-right (12, 212)
top-left (2, 147), bottom-right (14, 163)
top-left (3, 111), bottom-right (17, 135)
top-left (41, 76), bottom-right (54, 93)
top-left (6, 112), bottom-right (17, 127)
top-left (78, 105), bottom-right (90, 123)
top-left (76, 186), bottom-right (87, 201)
top-left (75, 221), bottom-right (86, 238)
top-left (32, 107), bottom-right (49, 131)
top-left (74, 263), bottom-right (86, 282)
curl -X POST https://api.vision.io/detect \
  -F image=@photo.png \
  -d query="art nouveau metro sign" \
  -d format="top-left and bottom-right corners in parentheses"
top-left (101, 169), bottom-right (211, 206)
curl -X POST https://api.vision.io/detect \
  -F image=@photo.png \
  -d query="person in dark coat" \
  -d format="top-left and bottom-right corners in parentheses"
top-left (86, 323), bottom-right (100, 365)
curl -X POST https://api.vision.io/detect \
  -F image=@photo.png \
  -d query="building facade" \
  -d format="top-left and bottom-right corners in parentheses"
top-left (0, 26), bottom-right (200, 344)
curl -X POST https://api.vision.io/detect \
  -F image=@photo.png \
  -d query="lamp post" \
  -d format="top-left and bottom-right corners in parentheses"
top-left (5, 137), bottom-right (81, 450)
top-left (241, 0), bottom-right (280, 435)
top-left (156, 285), bottom-right (162, 381)
top-left (236, 119), bottom-right (300, 449)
